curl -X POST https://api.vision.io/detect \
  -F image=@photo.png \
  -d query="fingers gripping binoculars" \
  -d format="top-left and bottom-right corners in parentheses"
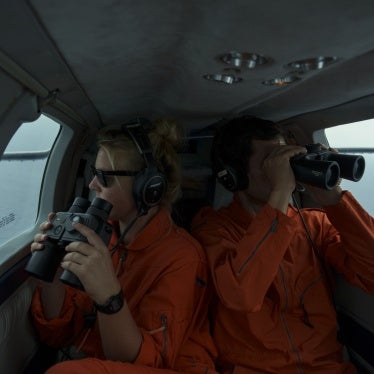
top-left (25, 197), bottom-right (113, 290)
top-left (290, 144), bottom-right (365, 190)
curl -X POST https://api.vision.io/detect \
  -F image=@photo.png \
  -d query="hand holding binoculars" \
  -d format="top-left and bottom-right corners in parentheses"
top-left (25, 197), bottom-right (113, 290)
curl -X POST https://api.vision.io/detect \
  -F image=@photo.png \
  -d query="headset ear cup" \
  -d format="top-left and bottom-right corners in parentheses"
top-left (133, 168), bottom-right (167, 211)
top-left (214, 155), bottom-right (249, 192)
top-left (216, 165), bottom-right (239, 192)
top-left (143, 172), bottom-right (167, 206)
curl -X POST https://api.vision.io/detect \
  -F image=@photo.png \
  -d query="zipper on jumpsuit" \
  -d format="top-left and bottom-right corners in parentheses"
top-left (236, 219), bottom-right (278, 275)
top-left (235, 218), bottom-right (305, 373)
top-left (161, 313), bottom-right (168, 358)
top-left (279, 265), bottom-right (304, 374)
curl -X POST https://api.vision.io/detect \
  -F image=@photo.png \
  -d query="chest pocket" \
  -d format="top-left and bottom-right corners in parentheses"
top-left (143, 313), bottom-right (169, 358)
top-left (135, 309), bottom-right (176, 366)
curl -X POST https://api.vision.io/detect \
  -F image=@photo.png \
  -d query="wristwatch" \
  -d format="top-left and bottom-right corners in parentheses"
top-left (94, 289), bottom-right (124, 314)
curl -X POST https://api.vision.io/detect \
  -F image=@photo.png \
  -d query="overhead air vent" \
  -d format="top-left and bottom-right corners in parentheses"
top-left (203, 73), bottom-right (242, 84)
top-left (286, 56), bottom-right (338, 72)
top-left (262, 73), bottom-right (301, 87)
top-left (220, 51), bottom-right (271, 69)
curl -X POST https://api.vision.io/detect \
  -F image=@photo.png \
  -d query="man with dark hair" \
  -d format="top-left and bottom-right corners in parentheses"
top-left (192, 116), bottom-right (374, 373)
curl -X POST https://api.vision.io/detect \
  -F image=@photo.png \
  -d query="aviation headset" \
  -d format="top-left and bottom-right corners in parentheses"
top-left (120, 118), bottom-right (167, 215)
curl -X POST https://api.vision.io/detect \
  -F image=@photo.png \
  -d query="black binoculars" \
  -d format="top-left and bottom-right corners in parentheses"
top-left (290, 144), bottom-right (365, 190)
top-left (25, 197), bottom-right (113, 290)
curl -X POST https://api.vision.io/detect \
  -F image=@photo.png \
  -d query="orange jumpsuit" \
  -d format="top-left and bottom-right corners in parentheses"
top-left (31, 207), bottom-right (217, 374)
top-left (191, 191), bottom-right (374, 374)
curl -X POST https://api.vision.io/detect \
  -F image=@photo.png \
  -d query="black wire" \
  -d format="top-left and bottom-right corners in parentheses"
top-left (110, 210), bottom-right (143, 252)
top-left (292, 192), bottom-right (323, 261)
top-left (291, 192), bottom-right (337, 307)
top-left (58, 347), bottom-right (72, 361)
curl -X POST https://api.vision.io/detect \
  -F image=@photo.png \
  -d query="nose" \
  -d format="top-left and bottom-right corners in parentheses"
top-left (89, 176), bottom-right (101, 191)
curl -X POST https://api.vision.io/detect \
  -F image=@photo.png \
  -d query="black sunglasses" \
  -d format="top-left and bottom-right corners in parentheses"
top-left (90, 165), bottom-right (140, 187)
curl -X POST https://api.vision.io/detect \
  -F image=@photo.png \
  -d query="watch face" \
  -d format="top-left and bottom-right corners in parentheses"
top-left (95, 290), bottom-right (124, 314)
top-left (108, 295), bottom-right (123, 313)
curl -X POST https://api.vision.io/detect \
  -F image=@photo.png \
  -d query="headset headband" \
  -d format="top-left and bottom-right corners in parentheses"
top-left (121, 118), bottom-right (156, 168)
top-left (119, 117), bottom-right (167, 215)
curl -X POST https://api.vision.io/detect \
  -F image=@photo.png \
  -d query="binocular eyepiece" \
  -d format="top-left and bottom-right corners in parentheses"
top-left (290, 144), bottom-right (365, 190)
top-left (25, 197), bottom-right (113, 290)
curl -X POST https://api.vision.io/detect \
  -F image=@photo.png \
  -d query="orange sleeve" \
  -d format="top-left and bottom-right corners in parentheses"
top-left (322, 191), bottom-right (374, 293)
top-left (30, 285), bottom-right (77, 348)
top-left (30, 286), bottom-right (91, 348)
top-left (192, 204), bottom-right (297, 312)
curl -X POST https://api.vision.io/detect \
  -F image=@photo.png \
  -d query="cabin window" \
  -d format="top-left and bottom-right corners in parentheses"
top-left (0, 115), bottom-right (60, 248)
top-left (325, 118), bottom-right (374, 215)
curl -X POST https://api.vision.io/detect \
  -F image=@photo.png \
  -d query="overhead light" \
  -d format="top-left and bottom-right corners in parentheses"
top-left (262, 73), bottom-right (300, 87)
top-left (219, 52), bottom-right (270, 69)
top-left (286, 56), bottom-right (338, 72)
top-left (203, 73), bottom-right (243, 84)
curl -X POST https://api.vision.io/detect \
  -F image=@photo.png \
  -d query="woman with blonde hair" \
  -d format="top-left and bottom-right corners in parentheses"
top-left (30, 118), bottom-right (217, 374)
